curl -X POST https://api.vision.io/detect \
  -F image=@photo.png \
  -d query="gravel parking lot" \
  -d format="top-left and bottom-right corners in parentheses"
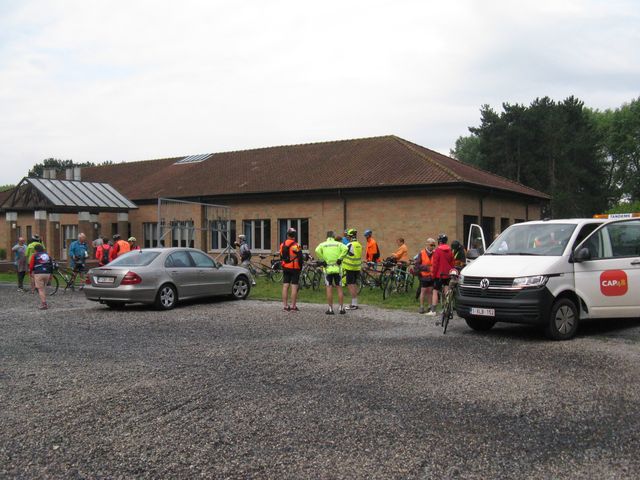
top-left (1, 284), bottom-right (639, 479)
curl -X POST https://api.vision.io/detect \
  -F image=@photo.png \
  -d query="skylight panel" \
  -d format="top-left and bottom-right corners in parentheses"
top-left (175, 153), bottom-right (212, 165)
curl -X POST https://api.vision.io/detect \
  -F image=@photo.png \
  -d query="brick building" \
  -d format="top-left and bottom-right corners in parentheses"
top-left (1, 135), bottom-right (548, 261)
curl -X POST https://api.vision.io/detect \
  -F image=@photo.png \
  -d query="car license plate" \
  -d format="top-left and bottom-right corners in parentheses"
top-left (96, 276), bottom-right (115, 284)
top-left (471, 307), bottom-right (495, 317)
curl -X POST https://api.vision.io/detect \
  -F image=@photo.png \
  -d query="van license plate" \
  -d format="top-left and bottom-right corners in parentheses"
top-left (471, 307), bottom-right (495, 317)
top-left (97, 277), bottom-right (115, 284)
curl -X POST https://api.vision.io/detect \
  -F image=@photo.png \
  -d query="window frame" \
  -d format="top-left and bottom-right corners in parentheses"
top-left (278, 218), bottom-right (309, 250)
top-left (243, 219), bottom-right (271, 252)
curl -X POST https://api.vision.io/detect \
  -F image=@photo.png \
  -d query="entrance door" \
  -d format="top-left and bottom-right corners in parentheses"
top-left (62, 225), bottom-right (78, 260)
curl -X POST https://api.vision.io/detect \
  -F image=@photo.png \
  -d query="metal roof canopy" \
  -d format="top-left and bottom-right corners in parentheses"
top-left (0, 177), bottom-right (138, 213)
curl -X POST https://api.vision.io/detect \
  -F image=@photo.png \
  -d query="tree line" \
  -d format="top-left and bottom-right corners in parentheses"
top-left (451, 96), bottom-right (640, 218)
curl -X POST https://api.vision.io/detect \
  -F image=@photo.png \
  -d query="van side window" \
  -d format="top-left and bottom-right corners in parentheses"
top-left (607, 221), bottom-right (640, 258)
top-left (573, 223), bottom-right (599, 249)
top-left (583, 230), bottom-right (604, 259)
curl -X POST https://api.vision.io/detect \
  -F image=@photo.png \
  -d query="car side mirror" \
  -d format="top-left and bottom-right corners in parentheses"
top-left (467, 248), bottom-right (480, 260)
top-left (573, 247), bottom-right (591, 263)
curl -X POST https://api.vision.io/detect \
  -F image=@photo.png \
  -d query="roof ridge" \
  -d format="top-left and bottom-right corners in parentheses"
top-left (391, 136), bottom-right (464, 181)
top-left (85, 135), bottom-right (397, 168)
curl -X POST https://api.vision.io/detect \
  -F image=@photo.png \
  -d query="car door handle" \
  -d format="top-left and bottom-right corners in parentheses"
top-left (631, 260), bottom-right (640, 265)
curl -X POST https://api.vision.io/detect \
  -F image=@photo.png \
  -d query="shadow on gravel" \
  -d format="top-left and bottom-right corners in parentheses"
top-left (456, 317), bottom-right (640, 342)
top-left (91, 295), bottom-right (236, 312)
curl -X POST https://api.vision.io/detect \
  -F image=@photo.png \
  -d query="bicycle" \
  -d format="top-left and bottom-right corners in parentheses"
top-left (438, 269), bottom-right (460, 334)
top-left (359, 261), bottom-right (386, 292)
top-left (381, 259), bottom-right (415, 300)
top-left (245, 253), bottom-right (284, 282)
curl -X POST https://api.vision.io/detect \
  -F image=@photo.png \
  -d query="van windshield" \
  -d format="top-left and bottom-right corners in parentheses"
top-left (485, 223), bottom-right (577, 256)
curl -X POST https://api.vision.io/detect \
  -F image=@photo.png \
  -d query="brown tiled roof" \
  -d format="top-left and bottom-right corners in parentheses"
top-left (78, 135), bottom-right (549, 201)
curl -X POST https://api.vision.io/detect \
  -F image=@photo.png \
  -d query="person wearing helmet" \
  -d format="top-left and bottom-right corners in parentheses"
top-left (110, 233), bottom-right (131, 262)
top-left (450, 240), bottom-right (466, 270)
top-left (280, 227), bottom-right (303, 311)
top-left (25, 234), bottom-right (45, 294)
top-left (128, 237), bottom-right (141, 251)
top-left (341, 230), bottom-right (350, 245)
top-left (364, 229), bottom-right (380, 263)
top-left (414, 237), bottom-right (437, 315)
top-left (430, 233), bottom-right (455, 316)
top-left (236, 234), bottom-right (251, 267)
top-left (315, 231), bottom-right (348, 314)
top-left (343, 228), bottom-right (363, 310)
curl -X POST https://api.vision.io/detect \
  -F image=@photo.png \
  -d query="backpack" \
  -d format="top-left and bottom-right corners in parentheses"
top-left (280, 240), bottom-right (291, 263)
top-left (101, 245), bottom-right (111, 264)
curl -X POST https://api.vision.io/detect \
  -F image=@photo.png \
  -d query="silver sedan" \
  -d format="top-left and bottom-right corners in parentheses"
top-left (84, 248), bottom-right (253, 309)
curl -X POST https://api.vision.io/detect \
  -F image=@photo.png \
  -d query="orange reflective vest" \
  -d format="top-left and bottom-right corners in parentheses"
top-left (418, 249), bottom-right (433, 278)
top-left (115, 239), bottom-right (130, 257)
top-left (280, 239), bottom-right (301, 270)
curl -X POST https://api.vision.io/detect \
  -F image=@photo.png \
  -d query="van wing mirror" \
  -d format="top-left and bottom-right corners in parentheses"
top-left (573, 247), bottom-right (591, 263)
top-left (467, 248), bottom-right (480, 260)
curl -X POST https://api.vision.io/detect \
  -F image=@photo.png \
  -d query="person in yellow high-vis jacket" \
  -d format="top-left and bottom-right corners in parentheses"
top-left (315, 231), bottom-right (348, 315)
top-left (343, 228), bottom-right (363, 310)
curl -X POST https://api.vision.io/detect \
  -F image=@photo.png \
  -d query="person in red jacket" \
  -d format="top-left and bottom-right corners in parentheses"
top-left (95, 237), bottom-right (111, 266)
top-left (430, 233), bottom-right (455, 315)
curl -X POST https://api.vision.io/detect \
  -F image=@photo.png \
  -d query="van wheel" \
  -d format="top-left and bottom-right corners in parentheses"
top-left (465, 317), bottom-right (496, 331)
top-left (545, 298), bottom-right (579, 340)
top-left (155, 284), bottom-right (177, 310)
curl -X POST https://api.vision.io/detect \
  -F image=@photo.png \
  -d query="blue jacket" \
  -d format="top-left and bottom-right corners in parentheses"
top-left (69, 240), bottom-right (88, 268)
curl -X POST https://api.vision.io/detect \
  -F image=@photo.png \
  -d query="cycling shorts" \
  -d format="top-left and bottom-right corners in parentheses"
top-left (73, 263), bottom-right (86, 273)
top-left (434, 278), bottom-right (450, 291)
top-left (420, 277), bottom-right (434, 288)
top-left (345, 270), bottom-right (359, 285)
top-left (324, 273), bottom-right (341, 287)
top-left (282, 268), bottom-right (301, 285)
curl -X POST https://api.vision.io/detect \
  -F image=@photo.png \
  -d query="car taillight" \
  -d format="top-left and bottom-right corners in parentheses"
top-left (121, 271), bottom-right (142, 285)
top-left (85, 276), bottom-right (92, 285)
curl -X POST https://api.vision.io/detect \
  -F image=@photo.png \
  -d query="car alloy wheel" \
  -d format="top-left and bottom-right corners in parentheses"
top-left (156, 284), bottom-right (177, 310)
top-left (232, 277), bottom-right (250, 300)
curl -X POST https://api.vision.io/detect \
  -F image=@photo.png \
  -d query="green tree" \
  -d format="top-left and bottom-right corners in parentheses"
top-left (0, 184), bottom-right (15, 191)
top-left (27, 158), bottom-right (95, 178)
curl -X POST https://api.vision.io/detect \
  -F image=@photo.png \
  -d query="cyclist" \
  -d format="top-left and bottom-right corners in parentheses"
top-left (391, 237), bottom-right (410, 265)
top-left (95, 237), bottom-right (111, 266)
top-left (128, 237), bottom-right (141, 251)
top-left (451, 240), bottom-right (466, 270)
top-left (414, 237), bottom-right (436, 315)
top-left (237, 234), bottom-right (251, 268)
top-left (431, 233), bottom-right (455, 318)
top-left (364, 229), bottom-right (380, 263)
top-left (343, 228), bottom-right (363, 310)
top-left (25, 234), bottom-right (45, 294)
top-left (68, 233), bottom-right (89, 288)
top-left (280, 227), bottom-right (303, 311)
top-left (109, 234), bottom-right (131, 261)
top-left (315, 231), bottom-right (348, 315)
top-left (29, 243), bottom-right (53, 310)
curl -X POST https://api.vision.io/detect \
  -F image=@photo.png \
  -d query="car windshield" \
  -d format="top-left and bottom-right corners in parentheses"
top-left (107, 250), bottom-right (160, 267)
top-left (485, 223), bottom-right (577, 256)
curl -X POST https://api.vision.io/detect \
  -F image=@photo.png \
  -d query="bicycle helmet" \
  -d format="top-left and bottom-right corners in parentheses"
top-left (449, 268), bottom-right (459, 278)
top-left (346, 228), bottom-right (357, 237)
top-left (437, 233), bottom-right (448, 244)
top-left (287, 227), bottom-right (297, 236)
top-left (364, 229), bottom-right (372, 237)
top-left (451, 240), bottom-right (461, 250)
top-left (31, 234), bottom-right (41, 242)
top-left (113, 234), bottom-right (121, 240)
top-left (128, 237), bottom-right (136, 242)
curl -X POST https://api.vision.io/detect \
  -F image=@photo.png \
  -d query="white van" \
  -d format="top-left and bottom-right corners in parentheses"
top-left (456, 218), bottom-right (640, 340)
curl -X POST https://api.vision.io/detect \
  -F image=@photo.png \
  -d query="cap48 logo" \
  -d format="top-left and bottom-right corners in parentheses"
top-left (600, 270), bottom-right (628, 296)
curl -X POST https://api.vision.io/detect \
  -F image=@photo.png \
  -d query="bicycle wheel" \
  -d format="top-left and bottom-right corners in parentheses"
top-left (269, 262), bottom-right (283, 283)
top-left (311, 270), bottom-right (322, 290)
top-left (404, 274), bottom-right (415, 293)
top-left (45, 274), bottom-right (59, 296)
top-left (381, 270), bottom-right (394, 300)
top-left (442, 292), bottom-right (452, 334)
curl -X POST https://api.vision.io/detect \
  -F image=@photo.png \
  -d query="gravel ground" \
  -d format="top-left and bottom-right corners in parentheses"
top-left (1, 284), bottom-right (640, 479)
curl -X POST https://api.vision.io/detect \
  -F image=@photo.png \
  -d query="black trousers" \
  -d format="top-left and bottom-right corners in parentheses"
top-left (17, 271), bottom-right (26, 288)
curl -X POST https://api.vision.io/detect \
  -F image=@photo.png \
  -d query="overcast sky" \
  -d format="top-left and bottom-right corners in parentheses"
top-left (0, 0), bottom-right (638, 185)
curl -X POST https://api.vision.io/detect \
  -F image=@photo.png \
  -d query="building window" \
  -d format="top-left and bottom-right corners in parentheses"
top-left (243, 220), bottom-right (271, 251)
top-left (278, 219), bottom-right (309, 250)
top-left (211, 220), bottom-right (236, 250)
top-left (171, 220), bottom-right (195, 248)
top-left (500, 217), bottom-right (510, 232)
top-left (143, 223), bottom-right (164, 248)
top-left (16, 226), bottom-right (21, 239)
top-left (514, 218), bottom-right (525, 224)
top-left (112, 222), bottom-right (131, 238)
top-left (26, 225), bottom-right (32, 241)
